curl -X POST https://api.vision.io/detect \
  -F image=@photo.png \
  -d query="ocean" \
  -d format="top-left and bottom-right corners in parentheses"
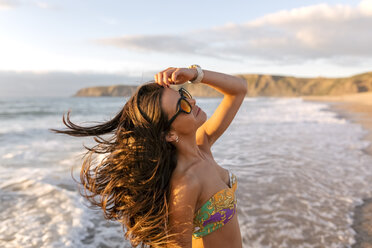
top-left (0, 96), bottom-right (371, 248)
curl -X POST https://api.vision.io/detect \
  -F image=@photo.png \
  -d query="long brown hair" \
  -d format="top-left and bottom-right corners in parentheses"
top-left (50, 82), bottom-right (178, 247)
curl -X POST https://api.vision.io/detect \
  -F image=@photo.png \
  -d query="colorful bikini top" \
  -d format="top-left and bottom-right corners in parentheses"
top-left (192, 170), bottom-right (237, 239)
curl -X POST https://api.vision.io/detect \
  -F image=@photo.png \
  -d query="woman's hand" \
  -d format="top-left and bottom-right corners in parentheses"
top-left (154, 67), bottom-right (197, 88)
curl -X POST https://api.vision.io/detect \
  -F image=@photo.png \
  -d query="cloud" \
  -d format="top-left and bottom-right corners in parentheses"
top-left (360, 0), bottom-right (372, 15)
top-left (93, 34), bottom-right (234, 61)
top-left (100, 17), bottom-right (119, 26)
top-left (0, 0), bottom-right (19, 10)
top-left (0, 0), bottom-right (60, 10)
top-left (34, 1), bottom-right (61, 10)
top-left (94, 0), bottom-right (372, 65)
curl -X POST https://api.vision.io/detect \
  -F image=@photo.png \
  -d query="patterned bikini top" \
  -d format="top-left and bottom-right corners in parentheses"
top-left (192, 170), bottom-right (237, 239)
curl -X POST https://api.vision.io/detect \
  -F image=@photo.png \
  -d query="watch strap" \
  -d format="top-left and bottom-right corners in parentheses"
top-left (188, 65), bottom-right (204, 84)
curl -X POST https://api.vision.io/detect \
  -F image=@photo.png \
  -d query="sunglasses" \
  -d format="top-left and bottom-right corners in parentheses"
top-left (167, 88), bottom-right (193, 127)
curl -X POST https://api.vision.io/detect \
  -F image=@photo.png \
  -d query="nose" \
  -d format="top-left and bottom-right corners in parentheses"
top-left (188, 98), bottom-right (196, 107)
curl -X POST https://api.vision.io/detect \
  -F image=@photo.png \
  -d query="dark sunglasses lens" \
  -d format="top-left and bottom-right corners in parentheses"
top-left (180, 99), bottom-right (192, 113)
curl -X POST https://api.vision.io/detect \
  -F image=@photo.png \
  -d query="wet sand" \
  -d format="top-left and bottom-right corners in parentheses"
top-left (302, 92), bottom-right (372, 248)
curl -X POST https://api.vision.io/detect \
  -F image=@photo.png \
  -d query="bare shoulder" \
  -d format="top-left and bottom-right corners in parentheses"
top-left (170, 164), bottom-right (202, 198)
top-left (168, 164), bottom-right (202, 247)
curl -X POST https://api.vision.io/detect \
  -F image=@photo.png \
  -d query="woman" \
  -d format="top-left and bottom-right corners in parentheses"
top-left (51, 66), bottom-right (247, 248)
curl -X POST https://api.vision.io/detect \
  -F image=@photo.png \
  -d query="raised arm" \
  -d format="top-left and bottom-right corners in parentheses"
top-left (194, 69), bottom-right (247, 147)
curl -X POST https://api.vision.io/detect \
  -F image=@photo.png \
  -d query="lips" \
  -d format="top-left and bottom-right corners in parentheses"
top-left (195, 106), bottom-right (200, 116)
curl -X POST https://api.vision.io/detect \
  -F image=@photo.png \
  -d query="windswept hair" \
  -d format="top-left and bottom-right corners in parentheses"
top-left (50, 83), bottom-right (179, 247)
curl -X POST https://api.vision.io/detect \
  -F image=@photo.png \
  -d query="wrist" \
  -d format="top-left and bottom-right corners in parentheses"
top-left (188, 64), bottom-right (204, 84)
top-left (190, 68), bottom-right (198, 81)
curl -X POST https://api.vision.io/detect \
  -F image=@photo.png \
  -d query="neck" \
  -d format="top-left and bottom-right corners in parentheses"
top-left (174, 132), bottom-right (206, 165)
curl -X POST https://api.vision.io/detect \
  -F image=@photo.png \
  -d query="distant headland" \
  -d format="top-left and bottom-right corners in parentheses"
top-left (74, 71), bottom-right (372, 97)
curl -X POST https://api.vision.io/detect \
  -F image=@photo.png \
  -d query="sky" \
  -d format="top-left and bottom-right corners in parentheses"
top-left (0, 0), bottom-right (372, 97)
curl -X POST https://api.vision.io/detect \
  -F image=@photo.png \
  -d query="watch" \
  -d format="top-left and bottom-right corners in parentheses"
top-left (188, 64), bottom-right (204, 84)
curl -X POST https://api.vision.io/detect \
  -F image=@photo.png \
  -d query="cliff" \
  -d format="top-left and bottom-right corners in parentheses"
top-left (74, 85), bottom-right (138, 97)
top-left (236, 71), bottom-right (372, 97)
top-left (74, 71), bottom-right (372, 97)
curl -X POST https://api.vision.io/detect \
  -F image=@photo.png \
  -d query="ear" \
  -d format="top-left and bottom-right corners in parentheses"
top-left (165, 131), bottom-right (178, 143)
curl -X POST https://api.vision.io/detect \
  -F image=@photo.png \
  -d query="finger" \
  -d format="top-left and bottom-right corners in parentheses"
top-left (162, 67), bottom-right (177, 81)
top-left (155, 73), bottom-right (164, 87)
top-left (154, 74), bottom-right (162, 86)
top-left (171, 69), bottom-right (181, 83)
top-left (163, 71), bottom-right (171, 86)
top-left (156, 67), bottom-right (176, 87)
top-left (158, 67), bottom-right (174, 76)
top-left (159, 72), bottom-right (169, 88)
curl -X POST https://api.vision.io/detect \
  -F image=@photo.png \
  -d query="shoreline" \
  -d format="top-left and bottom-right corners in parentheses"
top-left (302, 92), bottom-right (372, 248)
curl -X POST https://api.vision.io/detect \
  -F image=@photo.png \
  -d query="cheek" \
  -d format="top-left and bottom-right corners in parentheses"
top-left (174, 114), bottom-right (197, 132)
top-left (185, 113), bottom-right (197, 125)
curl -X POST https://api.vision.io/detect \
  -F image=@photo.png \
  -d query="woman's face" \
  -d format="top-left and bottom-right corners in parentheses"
top-left (161, 87), bottom-right (206, 134)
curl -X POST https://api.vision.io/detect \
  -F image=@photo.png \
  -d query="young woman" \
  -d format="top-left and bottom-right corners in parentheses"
top-left (51, 66), bottom-right (247, 248)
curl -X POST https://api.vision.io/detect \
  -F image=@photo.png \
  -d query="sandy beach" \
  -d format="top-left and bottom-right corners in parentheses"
top-left (303, 92), bottom-right (372, 248)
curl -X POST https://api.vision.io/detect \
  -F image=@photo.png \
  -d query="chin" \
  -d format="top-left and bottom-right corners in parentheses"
top-left (198, 112), bottom-right (207, 125)
top-left (201, 110), bottom-right (207, 120)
